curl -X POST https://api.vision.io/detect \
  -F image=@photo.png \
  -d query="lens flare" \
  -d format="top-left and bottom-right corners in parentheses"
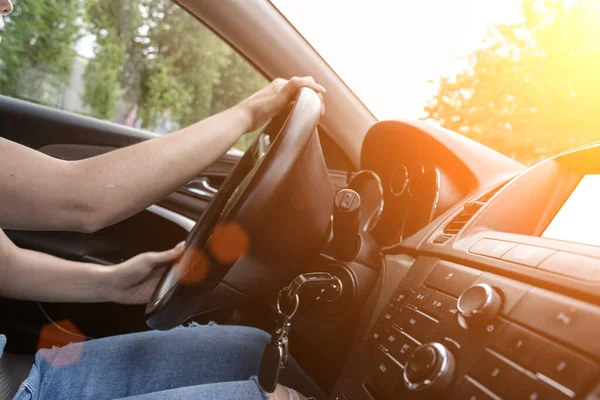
top-left (37, 320), bottom-right (85, 368)
top-left (180, 247), bottom-right (210, 285)
top-left (208, 222), bottom-right (250, 265)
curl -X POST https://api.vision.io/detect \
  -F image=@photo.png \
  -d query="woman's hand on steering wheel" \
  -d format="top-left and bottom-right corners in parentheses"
top-left (147, 83), bottom-right (327, 330)
top-left (239, 76), bottom-right (326, 132)
top-left (103, 242), bottom-right (185, 305)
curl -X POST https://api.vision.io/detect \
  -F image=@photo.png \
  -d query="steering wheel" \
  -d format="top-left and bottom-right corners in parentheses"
top-left (146, 88), bottom-right (326, 330)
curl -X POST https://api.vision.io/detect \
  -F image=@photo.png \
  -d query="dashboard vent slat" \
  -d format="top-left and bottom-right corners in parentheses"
top-left (440, 182), bottom-right (507, 237)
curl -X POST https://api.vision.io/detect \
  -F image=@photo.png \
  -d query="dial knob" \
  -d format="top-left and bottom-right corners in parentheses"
top-left (403, 342), bottom-right (456, 391)
top-left (457, 283), bottom-right (502, 328)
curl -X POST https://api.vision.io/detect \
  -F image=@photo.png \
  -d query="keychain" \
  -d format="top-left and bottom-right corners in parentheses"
top-left (258, 272), bottom-right (342, 393)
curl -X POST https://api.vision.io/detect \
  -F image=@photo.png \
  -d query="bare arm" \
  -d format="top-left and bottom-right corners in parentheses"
top-left (0, 229), bottom-right (183, 303)
top-left (0, 77), bottom-right (325, 232)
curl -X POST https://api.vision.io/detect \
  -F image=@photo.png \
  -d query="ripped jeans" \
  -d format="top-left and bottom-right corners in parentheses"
top-left (0, 325), bottom-right (324, 399)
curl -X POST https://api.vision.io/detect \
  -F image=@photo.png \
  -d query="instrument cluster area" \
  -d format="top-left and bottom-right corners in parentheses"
top-left (361, 122), bottom-right (475, 246)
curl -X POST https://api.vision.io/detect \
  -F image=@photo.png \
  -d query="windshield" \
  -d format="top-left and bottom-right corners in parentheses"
top-left (272, 0), bottom-right (600, 166)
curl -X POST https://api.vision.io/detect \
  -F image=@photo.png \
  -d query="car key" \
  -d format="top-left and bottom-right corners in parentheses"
top-left (258, 316), bottom-right (290, 393)
top-left (258, 272), bottom-right (341, 393)
top-left (259, 282), bottom-right (299, 394)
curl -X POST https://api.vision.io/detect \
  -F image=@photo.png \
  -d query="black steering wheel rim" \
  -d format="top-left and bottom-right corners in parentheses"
top-left (146, 88), bottom-right (323, 330)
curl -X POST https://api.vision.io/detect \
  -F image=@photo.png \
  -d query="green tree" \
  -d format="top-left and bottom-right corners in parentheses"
top-left (0, 0), bottom-right (81, 105)
top-left (1, 0), bottom-right (267, 151)
top-left (212, 52), bottom-right (267, 116)
top-left (83, 0), bottom-right (141, 119)
top-left (212, 52), bottom-right (267, 151)
top-left (425, 0), bottom-right (600, 165)
top-left (135, 0), bottom-right (232, 129)
top-left (82, 0), bottom-right (267, 144)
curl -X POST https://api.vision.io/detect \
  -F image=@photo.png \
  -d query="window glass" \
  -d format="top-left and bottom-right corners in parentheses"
top-left (0, 0), bottom-right (268, 152)
top-left (274, 0), bottom-right (600, 166)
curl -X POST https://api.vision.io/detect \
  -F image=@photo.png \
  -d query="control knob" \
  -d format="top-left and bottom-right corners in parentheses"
top-left (403, 342), bottom-right (456, 391)
top-left (456, 283), bottom-right (502, 328)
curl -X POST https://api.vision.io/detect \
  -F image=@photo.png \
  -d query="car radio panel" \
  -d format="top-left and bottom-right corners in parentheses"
top-left (331, 259), bottom-right (600, 400)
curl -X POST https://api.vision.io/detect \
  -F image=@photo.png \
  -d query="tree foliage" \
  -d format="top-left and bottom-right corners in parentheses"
top-left (1, 0), bottom-right (267, 152)
top-left (83, 0), bottom-right (267, 138)
top-left (425, 0), bottom-right (600, 165)
top-left (81, 0), bottom-right (135, 119)
top-left (0, 0), bottom-right (81, 105)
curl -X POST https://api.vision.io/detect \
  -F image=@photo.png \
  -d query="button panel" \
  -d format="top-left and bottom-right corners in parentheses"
top-left (381, 326), bottom-right (402, 353)
top-left (510, 287), bottom-right (600, 358)
top-left (421, 290), bottom-right (454, 320)
top-left (539, 251), bottom-right (600, 282)
top-left (392, 287), bottom-right (412, 306)
top-left (407, 286), bottom-right (432, 310)
top-left (501, 244), bottom-right (556, 267)
top-left (469, 238), bottom-right (517, 258)
top-left (424, 261), bottom-right (481, 297)
top-left (530, 341), bottom-right (597, 393)
top-left (390, 331), bottom-right (420, 365)
top-left (371, 349), bottom-right (402, 395)
top-left (454, 377), bottom-right (497, 400)
top-left (468, 239), bottom-right (600, 282)
top-left (469, 350), bottom-right (523, 398)
top-left (515, 373), bottom-right (571, 400)
top-left (493, 323), bottom-right (548, 366)
top-left (406, 286), bottom-right (455, 321)
top-left (369, 324), bottom-right (388, 345)
top-left (358, 260), bottom-right (600, 400)
top-left (401, 307), bottom-right (439, 342)
top-left (380, 305), bottom-right (402, 328)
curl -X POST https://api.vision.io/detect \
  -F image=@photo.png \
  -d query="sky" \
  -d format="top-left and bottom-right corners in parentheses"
top-left (271, 0), bottom-right (523, 120)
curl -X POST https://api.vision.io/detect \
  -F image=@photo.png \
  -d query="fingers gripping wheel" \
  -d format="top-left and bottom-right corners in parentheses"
top-left (145, 88), bottom-right (327, 330)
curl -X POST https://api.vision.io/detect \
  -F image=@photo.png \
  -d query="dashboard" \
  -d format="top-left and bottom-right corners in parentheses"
top-left (329, 126), bottom-right (600, 399)
top-left (359, 120), bottom-right (516, 247)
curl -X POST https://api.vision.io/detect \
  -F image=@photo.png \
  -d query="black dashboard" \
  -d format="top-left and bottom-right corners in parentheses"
top-left (329, 124), bottom-right (600, 399)
top-left (361, 120), bottom-right (521, 247)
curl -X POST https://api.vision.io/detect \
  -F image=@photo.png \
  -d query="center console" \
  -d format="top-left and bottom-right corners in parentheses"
top-left (332, 258), bottom-right (600, 399)
top-left (331, 144), bottom-right (600, 399)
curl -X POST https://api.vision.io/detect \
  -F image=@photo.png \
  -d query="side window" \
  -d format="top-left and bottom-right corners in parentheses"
top-left (0, 0), bottom-right (268, 152)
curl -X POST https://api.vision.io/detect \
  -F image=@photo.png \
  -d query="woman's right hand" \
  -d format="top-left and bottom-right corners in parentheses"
top-left (238, 76), bottom-right (326, 132)
top-left (103, 242), bottom-right (185, 305)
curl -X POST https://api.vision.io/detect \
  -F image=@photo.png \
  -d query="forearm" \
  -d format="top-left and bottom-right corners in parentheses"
top-left (0, 240), bottom-right (110, 303)
top-left (0, 77), bottom-right (323, 232)
top-left (69, 105), bottom-right (251, 230)
top-left (0, 105), bottom-right (250, 232)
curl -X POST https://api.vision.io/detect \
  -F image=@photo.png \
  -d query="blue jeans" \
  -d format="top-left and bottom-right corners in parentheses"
top-left (0, 325), bottom-right (323, 399)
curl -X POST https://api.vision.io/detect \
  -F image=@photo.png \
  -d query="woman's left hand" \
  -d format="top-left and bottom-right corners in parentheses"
top-left (104, 242), bottom-right (185, 304)
top-left (237, 76), bottom-right (326, 132)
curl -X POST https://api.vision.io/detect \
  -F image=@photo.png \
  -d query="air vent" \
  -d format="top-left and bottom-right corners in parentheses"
top-left (443, 203), bottom-right (482, 234)
top-left (477, 184), bottom-right (503, 203)
top-left (442, 183), bottom-right (506, 236)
